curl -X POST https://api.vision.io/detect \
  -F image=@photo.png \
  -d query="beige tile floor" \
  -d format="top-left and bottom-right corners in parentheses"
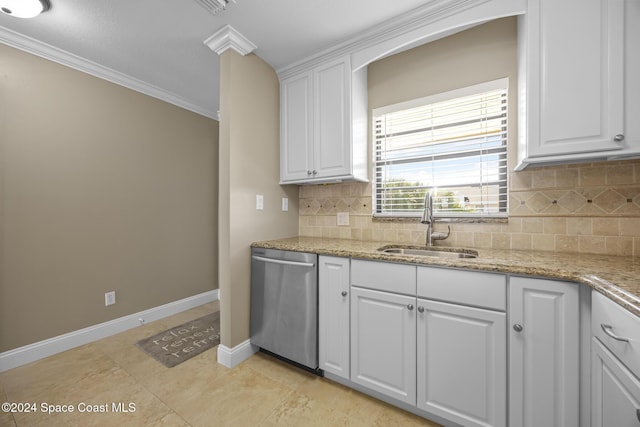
top-left (0, 302), bottom-right (442, 427)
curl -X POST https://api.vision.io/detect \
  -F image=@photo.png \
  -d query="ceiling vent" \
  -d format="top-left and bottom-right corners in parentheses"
top-left (194, 0), bottom-right (236, 16)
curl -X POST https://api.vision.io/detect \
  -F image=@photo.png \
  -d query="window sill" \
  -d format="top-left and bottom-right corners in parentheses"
top-left (372, 216), bottom-right (508, 224)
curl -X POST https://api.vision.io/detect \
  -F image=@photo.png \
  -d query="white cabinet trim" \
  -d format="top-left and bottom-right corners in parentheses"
top-left (277, 0), bottom-right (526, 79)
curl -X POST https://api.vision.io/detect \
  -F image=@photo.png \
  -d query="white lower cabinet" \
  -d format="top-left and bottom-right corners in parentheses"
top-left (318, 260), bottom-right (604, 427)
top-left (417, 299), bottom-right (507, 427)
top-left (509, 277), bottom-right (581, 427)
top-left (350, 286), bottom-right (416, 405)
top-left (591, 289), bottom-right (640, 427)
top-left (591, 337), bottom-right (640, 427)
top-left (318, 256), bottom-right (350, 379)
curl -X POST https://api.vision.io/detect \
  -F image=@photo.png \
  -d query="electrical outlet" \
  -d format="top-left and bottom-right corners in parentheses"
top-left (337, 212), bottom-right (350, 226)
top-left (282, 197), bottom-right (288, 211)
top-left (256, 194), bottom-right (264, 210)
top-left (105, 291), bottom-right (116, 306)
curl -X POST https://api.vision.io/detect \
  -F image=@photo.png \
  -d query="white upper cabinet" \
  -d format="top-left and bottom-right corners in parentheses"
top-left (278, 0), bottom-right (528, 181)
top-left (517, 0), bottom-right (640, 169)
top-left (280, 56), bottom-right (368, 184)
top-left (280, 71), bottom-right (313, 182)
top-left (314, 59), bottom-right (353, 179)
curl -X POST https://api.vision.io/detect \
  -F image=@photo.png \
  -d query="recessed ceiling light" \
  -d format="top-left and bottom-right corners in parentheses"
top-left (0, 0), bottom-right (50, 18)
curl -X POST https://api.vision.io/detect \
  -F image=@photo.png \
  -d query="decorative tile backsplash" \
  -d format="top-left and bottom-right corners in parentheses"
top-left (298, 160), bottom-right (640, 256)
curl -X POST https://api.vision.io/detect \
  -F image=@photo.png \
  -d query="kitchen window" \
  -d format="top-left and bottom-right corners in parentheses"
top-left (373, 79), bottom-right (508, 218)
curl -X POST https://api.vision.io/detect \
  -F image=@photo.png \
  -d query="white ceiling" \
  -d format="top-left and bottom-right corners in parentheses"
top-left (0, 0), bottom-right (431, 119)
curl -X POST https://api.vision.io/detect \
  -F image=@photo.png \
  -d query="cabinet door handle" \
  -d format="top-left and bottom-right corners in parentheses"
top-left (407, 304), bottom-right (414, 311)
top-left (513, 324), bottom-right (523, 332)
top-left (417, 306), bottom-right (424, 313)
top-left (341, 291), bottom-right (347, 297)
top-left (307, 170), bottom-right (312, 175)
top-left (312, 170), bottom-right (318, 175)
top-left (613, 134), bottom-right (625, 142)
top-left (601, 324), bottom-right (630, 342)
top-left (636, 408), bottom-right (640, 422)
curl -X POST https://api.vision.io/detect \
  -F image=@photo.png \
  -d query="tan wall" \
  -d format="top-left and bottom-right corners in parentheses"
top-left (299, 17), bottom-right (640, 257)
top-left (218, 50), bottom-right (299, 348)
top-left (0, 43), bottom-right (219, 352)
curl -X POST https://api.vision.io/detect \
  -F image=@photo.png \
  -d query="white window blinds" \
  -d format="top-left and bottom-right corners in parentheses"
top-left (373, 79), bottom-right (508, 218)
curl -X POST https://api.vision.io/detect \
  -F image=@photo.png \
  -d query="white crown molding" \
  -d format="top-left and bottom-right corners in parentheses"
top-left (204, 25), bottom-right (257, 56)
top-left (277, 0), bottom-right (482, 78)
top-left (277, 0), bottom-right (525, 80)
top-left (0, 27), bottom-right (218, 119)
top-left (0, 290), bottom-right (219, 372)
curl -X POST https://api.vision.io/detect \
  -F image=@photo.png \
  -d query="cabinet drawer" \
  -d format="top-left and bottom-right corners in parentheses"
top-left (592, 337), bottom-right (640, 427)
top-left (417, 267), bottom-right (506, 311)
top-left (351, 259), bottom-right (416, 295)
top-left (592, 290), bottom-right (640, 378)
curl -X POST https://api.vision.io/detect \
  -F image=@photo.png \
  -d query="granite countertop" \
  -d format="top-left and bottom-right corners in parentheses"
top-left (252, 236), bottom-right (640, 318)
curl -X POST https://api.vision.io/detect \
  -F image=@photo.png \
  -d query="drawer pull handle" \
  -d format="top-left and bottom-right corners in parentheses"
top-left (601, 324), bottom-right (630, 343)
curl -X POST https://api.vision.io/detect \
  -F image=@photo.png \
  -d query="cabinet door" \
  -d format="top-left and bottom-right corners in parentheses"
top-left (318, 256), bottom-right (350, 379)
top-left (524, 0), bottom-right (625, 158)
top-left (350, 286), bottom-right (416, 405)
top-left (592, 337), bottom-right (640, 427)
top-left (417, 299), bottom-right (507, 427)
top-left (314, 57), bottom-right (351, 179)
top-left (280, 71), bottom-right (313, 182)
top-left (509, 277), bottom-right (580, 427)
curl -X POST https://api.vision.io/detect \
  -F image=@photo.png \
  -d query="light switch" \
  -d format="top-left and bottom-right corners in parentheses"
top-left (256, 194), bottom-right (264, 210)
top-left (282, 197), bottom-right (289, 211)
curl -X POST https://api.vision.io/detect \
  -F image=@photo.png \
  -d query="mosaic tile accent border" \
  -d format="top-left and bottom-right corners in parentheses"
top-left (509, 187), bottom-right (640, 216)
top-left (509, 160), bottom-right (640, 217)
top-left (298, 160), bottom-right (640, 256)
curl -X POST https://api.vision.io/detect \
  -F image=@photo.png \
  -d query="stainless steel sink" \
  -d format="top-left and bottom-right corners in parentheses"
top-left (378, 246), bottom-right (478, 259)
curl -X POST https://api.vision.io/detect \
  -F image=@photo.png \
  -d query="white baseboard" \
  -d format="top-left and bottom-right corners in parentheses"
top-left (217, 339), bottom-right (258, 368)
top-left (0, 289), bottom-right (219, 372)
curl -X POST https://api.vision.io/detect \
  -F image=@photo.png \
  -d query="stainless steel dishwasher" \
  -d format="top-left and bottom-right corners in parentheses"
top-left (250, 247), bottom-right (319, 371)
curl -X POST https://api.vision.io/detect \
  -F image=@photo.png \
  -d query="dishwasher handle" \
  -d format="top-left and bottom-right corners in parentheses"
top-left (252, 255), bottom-right (315, 268)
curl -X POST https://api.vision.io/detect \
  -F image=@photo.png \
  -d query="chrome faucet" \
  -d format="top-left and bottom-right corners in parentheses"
top-left (421, 192), bottom-right (450, 246)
